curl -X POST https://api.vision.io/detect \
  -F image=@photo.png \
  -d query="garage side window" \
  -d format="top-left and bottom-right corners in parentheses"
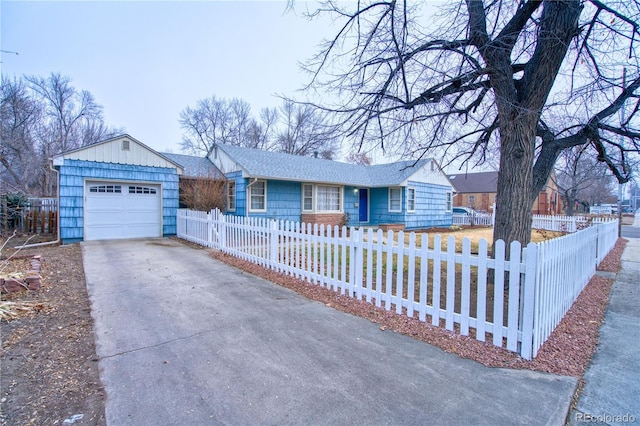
top-left (89, 185), bottom-right (122, 193)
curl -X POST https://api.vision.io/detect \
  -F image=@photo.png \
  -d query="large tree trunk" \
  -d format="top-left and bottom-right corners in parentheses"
top-left (493, 112), bottom-right (537, 250)
top-left (490, 0), bottom-right (581, 251)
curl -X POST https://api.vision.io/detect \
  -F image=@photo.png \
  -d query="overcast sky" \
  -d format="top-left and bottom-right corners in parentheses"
top-left (1, 1), bottom-right (337, 154)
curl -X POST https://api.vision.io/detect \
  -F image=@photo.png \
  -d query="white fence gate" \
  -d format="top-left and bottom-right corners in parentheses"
top-left (177, 209), bottom-right (618, 360)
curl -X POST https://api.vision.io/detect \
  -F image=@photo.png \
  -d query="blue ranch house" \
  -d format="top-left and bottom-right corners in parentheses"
top-left (209, 144), bottom-right (454, 231)
top-left (52, 135), bottom-right (454, 244)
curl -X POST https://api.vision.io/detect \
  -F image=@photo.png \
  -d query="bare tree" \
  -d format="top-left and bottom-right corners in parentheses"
top-left (244, 107), bottom-right (279, 150)
top-left (179, 96), bottom-right (340, 158)
top-left (1, 74), bottom-right (119, 197)
top-left (0, 77), bottom-right (40, 194)
top-left (179, 175), bottom-right (227, 212)
top-left (179, 96), bottom-right (260, 155)
top-left (26, 73), bottom-right (108, 152)
top-left (554, 145), bottom-right (613, 215)
top-left (301, 0), bottom-right (640, 247)
top-left (345, 151), bottom-right (372, 165)
top-left (275, 99), bottom-right (339, 158)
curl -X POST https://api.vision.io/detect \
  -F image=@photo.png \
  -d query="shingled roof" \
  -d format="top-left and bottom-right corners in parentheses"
top-left (215, 144), bottom-right (434, 187)
top-left (447, 171), bottom-right (499, 193)
top-left (161, 152), bottom-right (222, 178)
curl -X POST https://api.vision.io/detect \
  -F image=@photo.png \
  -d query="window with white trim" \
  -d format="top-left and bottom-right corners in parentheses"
top-left (302, 184), bottom-right (313, 211)
top-left (407, 188), bottom-right (416, 212)
top-left (227, 181), bottom-right (236, 211)
top-left (249, 180), bottom-right (266, 212)
top-left (446, 192), bottom-right (453, 211)
top-left (316, 185), bottom-right (341, 212)
top-left (389, 187), bottom-right (402, 212)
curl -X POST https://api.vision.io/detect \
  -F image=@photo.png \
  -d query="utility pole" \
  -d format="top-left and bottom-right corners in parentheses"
top-left (617, 68), bottom-right (626, 237)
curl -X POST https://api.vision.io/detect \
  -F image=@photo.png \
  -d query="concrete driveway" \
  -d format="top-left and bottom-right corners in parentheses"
top-left (83, 238), bottom-right (576, 426)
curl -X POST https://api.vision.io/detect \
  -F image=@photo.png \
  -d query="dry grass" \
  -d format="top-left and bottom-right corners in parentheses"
top-left (364, 226), bottom-right (564, 252)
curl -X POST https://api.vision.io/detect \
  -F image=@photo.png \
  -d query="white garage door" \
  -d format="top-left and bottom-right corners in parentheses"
top-left (85, 181), bottom-right (161, 241)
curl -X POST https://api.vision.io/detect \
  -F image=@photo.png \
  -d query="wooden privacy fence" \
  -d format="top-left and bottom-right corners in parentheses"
top-left (23, 198), bottom-right (57, 234)
top-left (177, 209), bottom-right (618, 360)
top-left (1, 197), bottom-right (57, 234)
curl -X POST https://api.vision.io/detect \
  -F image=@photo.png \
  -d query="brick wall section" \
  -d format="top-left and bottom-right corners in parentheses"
top-left (301, 213), bottom-right (345, 227)
top-left (1, 254), bottom-right (42, 293)
top-left (379, 224), bottom-right (405, 232)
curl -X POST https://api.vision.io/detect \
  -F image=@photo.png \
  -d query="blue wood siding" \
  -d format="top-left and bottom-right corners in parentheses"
top-left (263, 180), bottom-right (302, 221)
top-left (57, 159), bottom-right (180, 244)
top-left (226, 171), bottom-right (246, 216)
top-left (344, 186), bottom-right (359, 226)
top-left (225, 176), bottom-right (302, 222)
top-left (365, 183), bottom-right (452, 229)
top-left (368, 187), bottom-right (404, 225)
top-left (403, 181), bottom-right (452, 229)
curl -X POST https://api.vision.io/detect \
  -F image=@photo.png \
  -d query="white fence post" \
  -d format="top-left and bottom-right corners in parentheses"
top-left (207, 210), bottom-right (213, 247)
top-left (269, 220), bottom-right (278, 267)
top-left (219, 212), bottom-right (226, 250)
top-left (519, 242), bottom-right (537, 360)
top-left (353, 228), bottom-right (364, 300)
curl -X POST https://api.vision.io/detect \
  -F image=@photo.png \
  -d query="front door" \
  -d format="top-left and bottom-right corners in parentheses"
top-left (358, 189), bottom-right (369, 222)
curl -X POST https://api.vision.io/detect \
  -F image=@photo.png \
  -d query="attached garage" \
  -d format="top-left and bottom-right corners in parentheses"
top-left (53, 135), bottom-right (183, 244)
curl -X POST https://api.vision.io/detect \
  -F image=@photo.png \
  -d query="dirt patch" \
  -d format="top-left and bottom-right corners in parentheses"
top-left (1, 235), bottom-right (105, 426)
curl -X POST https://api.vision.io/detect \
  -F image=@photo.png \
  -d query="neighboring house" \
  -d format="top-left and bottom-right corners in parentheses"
top-left (53, 135), bottom-right (183, 244)
top-left (209, 144), bottom-right (454, 230)
top-left (448, 171), bottom-right (562, 215)
top-left (534, 175), bottom-right (562, 215)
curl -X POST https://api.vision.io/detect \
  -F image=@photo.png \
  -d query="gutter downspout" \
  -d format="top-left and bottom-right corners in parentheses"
top-left (245, 178), bottom-right (259, 217)
top-left (16, 160), bottom-right (61, 248)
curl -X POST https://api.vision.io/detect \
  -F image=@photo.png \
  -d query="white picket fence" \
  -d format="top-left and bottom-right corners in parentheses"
top-left (453, 212), bottom-right (610, 234)
top-left (452, 213), bottom-right (493, 226)
top-left (177, 209), bottom-right (619, 360)
top-left (531, 214), bottom-right (591, 233)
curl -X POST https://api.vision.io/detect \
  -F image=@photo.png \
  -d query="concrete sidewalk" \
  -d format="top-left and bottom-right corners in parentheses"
top-left (568, 213), bottom-right (640, 425)
top-left (83, 238), bottom-right (576, 426)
